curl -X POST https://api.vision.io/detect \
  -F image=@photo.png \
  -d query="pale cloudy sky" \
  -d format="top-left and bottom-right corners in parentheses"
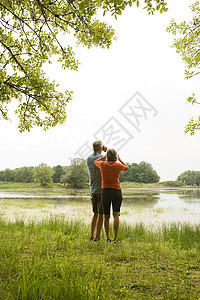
top-left (0, 0), bottom-right (199, 181)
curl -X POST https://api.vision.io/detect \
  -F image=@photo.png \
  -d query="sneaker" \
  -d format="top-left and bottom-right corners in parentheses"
top-left (113, 239), bottom-right (119, 243)
top-left (94, 237), bottom-right (100, 242)
top-left (89, 237), bottom-right (94, 241)
top-left (106, 238), bottom-right (112, 242)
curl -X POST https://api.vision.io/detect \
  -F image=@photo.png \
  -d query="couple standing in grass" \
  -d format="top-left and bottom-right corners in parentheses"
top-left (86, 141), bottom-right (129, 242)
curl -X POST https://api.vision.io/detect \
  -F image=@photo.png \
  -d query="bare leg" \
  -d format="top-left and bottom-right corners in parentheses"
top-left (95, 214), bottom-right (103, 240)
top-left (104, 217), bottom-right (110, 240)
top-left (90, 213), bottom-right (98, 239)
top-left (113, 215), bottom-right (119, 240)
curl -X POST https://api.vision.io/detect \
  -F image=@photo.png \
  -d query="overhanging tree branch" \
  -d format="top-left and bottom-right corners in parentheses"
top-left (0, 0), bottom-right (168, 131)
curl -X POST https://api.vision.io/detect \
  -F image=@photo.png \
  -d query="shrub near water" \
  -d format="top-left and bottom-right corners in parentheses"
top-left (0, 218), bottom-right (200, 299)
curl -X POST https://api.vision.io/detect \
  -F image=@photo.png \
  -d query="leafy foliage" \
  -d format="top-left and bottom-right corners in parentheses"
top-left (120, 161), bottom-right (160, 183)
top-left (0, 166), bottom-right (34, 182)
top-left (65, 157), bottom-right (88, 188)
top-left (167, 1), bottom-right (200, 135)
top-left (177, 170), bottom-right (200, 186)
top-left (0, 0), bottom-right (167, 131)
top-left (14, 166), bottom-right (34, 183)
top-left (52, 165), bottom-right (65, 183)
top-left (0, 168), bottom-right (15, 182)
top-left (33, 163), bottom-right (54, 186)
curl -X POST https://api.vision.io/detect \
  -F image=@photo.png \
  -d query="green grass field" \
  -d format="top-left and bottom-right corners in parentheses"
top-left (0, 217), bottom-right (200, 299)
top-left (0, 181), bottom-right (195, 196)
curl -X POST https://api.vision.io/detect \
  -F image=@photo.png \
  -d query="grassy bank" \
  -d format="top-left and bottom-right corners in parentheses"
top-left (0, 181), bottom-right (197, 195)
top-left (0, 218), bottom-right (200, 299)
top-left (0, 182), bottom-right (89, 195)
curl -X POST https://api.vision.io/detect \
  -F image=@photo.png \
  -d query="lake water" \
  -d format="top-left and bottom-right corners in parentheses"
top-left (0, 189), bottom-right (200, 226)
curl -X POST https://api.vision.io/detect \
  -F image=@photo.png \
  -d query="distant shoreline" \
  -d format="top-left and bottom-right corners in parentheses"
top-left (0, 181), bottom-right (200, 196)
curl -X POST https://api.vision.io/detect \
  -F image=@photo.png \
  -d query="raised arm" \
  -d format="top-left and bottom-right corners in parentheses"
top-left (95, 155), bottom-right (106, 162)
top-left (118, 156), bottom-right (126, 166)
top-left (118, 155), bottom-right (129, 171)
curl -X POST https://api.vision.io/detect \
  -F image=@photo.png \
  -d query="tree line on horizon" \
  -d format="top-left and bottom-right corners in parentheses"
top-left (0, 159), bottom-right (199, 188)
top-left (0, 158), bottom-right (161, 188)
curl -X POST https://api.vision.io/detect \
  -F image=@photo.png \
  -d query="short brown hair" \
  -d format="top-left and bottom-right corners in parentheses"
top-left (93, 141), bottom-right (103, 152)
top-left (107, 148), bottom-right (117, 162)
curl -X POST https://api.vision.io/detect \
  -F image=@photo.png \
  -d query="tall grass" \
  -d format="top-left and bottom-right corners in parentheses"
top-left (0, 217), bottom-right (200, 299)
top-left (119, 221), bottom-right (200, 250)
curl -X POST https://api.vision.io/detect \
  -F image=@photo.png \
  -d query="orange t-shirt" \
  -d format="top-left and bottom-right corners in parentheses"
top-left (94, 160), bottom-right (128, 189)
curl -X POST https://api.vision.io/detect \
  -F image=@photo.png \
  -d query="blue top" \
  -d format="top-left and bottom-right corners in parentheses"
top-left (86, 153), bottom-right (103, 194)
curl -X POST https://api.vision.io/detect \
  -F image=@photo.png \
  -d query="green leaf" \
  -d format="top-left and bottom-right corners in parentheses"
top-left (0, 0), bottom-right (169, 132)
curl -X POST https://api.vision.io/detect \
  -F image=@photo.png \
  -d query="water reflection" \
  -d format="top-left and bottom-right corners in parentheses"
top-left (154, 192), bottom-right (200, 212)
top-left (0, 189), bottom-right (200, 225)
top-left (0, 193), bottom-right (89, 199)
top-left (123, 196), bottom-right (159, 208)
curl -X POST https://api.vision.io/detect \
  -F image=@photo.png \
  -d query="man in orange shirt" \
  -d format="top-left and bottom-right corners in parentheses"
top-left (95, 149), bottom-right (128, 242)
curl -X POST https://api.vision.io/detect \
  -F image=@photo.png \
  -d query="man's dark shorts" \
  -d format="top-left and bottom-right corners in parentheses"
top-left (101, 188), bottom-right (122, 219)
top-left (91, 193), bottom-right (103, 214)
